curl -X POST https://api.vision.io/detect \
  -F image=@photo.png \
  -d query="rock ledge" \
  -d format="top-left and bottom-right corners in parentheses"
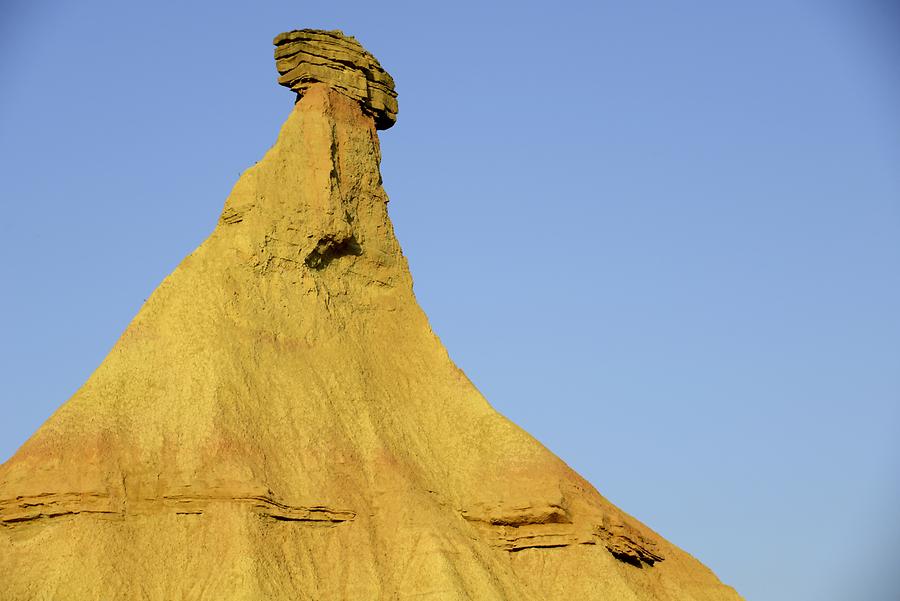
top-left (274, 29), bottom-right (398, 129)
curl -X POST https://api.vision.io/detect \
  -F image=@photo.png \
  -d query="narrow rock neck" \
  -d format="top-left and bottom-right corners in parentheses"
top-left (215, 84), bottom-right (405, 283)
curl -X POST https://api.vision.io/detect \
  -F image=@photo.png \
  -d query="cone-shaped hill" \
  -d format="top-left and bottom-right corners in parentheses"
top-left (0, 29), bottom-right (742, 600)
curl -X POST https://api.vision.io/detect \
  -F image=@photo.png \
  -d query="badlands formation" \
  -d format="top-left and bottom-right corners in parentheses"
top-left (0, 30), bottom-right (742, 600)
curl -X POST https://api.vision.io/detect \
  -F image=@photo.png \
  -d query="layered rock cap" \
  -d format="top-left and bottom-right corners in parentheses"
top-left (274, 29), bottom-right (398, 130)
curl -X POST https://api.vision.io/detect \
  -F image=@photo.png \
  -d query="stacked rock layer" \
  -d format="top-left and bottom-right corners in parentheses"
top-left (0, 29), bottom-right (742, 601)
top-left (275, 29), bottom-right (398, 130)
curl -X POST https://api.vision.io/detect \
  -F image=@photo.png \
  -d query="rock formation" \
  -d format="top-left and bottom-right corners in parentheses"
top-left (0, 29), bottom-right (742, 600)
top-left (275, 29), bottom-right (398, 130)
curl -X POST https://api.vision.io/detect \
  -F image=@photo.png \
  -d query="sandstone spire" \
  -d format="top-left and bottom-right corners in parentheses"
top-left (0, 30), bottom-right (742, 600)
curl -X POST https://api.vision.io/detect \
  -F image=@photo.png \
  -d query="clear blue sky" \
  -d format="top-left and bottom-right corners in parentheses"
top-left (2, 1), bottom-right (898, 599)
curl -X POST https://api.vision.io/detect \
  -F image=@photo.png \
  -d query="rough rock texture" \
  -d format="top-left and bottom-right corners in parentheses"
top-left (0, 31), bottom-right (742, 601)
top-left (275, 29), bottom-right (398, 130)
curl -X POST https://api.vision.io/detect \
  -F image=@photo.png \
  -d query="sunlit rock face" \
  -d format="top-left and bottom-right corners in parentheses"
top-left (0, 29), bottom-right (742, 601)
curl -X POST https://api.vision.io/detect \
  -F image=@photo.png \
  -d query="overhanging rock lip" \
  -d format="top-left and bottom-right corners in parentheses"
top-left (273, 28), bottom-right (398, 130)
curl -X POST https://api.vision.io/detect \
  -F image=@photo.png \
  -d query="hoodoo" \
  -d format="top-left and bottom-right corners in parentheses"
top-left (0, 30), bottom-right (742, 600)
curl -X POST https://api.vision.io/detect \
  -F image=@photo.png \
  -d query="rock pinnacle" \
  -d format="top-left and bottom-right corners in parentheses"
top-left (0, 30), bottom-right (743, 600)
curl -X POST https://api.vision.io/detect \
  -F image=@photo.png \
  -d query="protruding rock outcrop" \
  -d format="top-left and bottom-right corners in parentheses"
top-left (0, 29), bottom-right (742, 600)
top-left (274, 29), bottom-right (398, 129)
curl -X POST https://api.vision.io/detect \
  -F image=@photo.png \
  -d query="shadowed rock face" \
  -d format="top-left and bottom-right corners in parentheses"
top-left (274, 29), bottom-right (398, 130)
top-left (0, 30), bottom-right (742, 600)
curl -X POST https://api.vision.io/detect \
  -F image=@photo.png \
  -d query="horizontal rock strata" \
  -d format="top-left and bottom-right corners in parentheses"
top-left (0, 493), bottom-right (354, 524)
top-left (274, 29), bottom-right (398, 129)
